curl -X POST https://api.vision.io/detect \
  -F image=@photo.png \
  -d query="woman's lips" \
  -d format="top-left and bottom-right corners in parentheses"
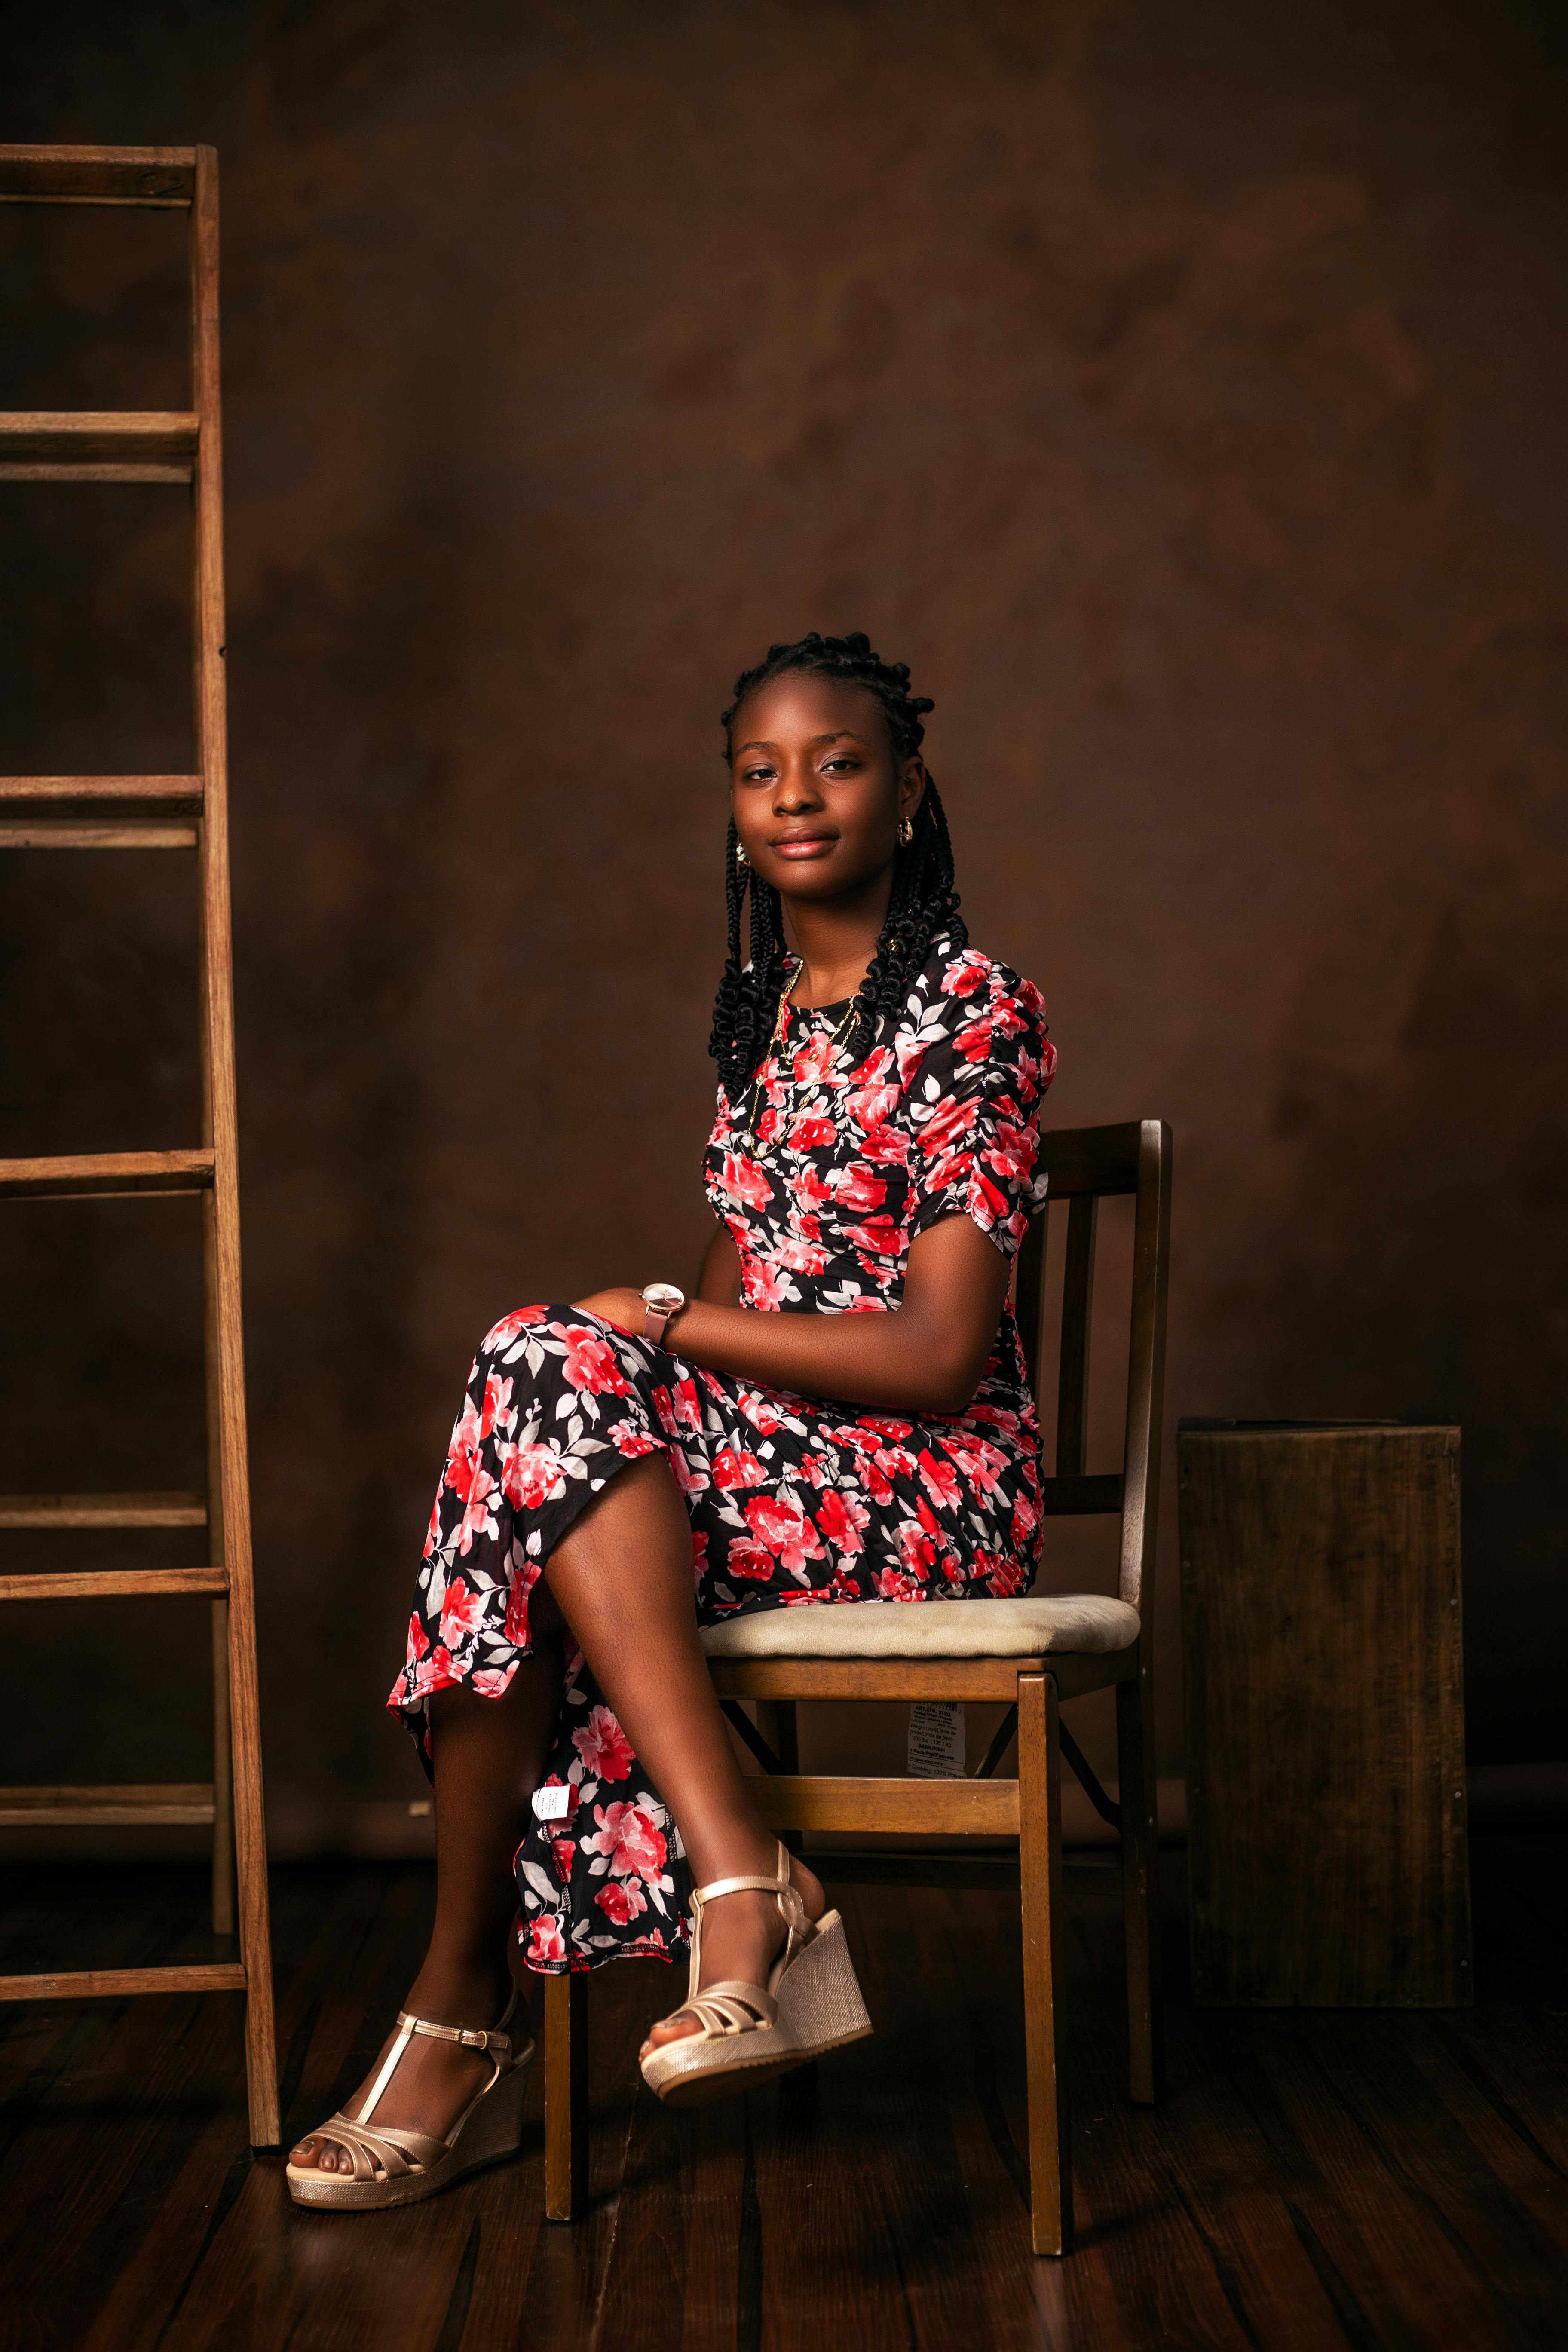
top-left (770, 835), bottom-right (837, 860)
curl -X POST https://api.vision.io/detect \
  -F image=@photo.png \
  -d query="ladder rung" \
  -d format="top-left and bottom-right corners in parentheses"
top-left (0, 776), bottom-right (203, 810)
top-left (0, 1150), bottom-right (215, 1200)
top-left (0, 819), bottom-right (196, 850)
top-left (0, 1567), bottom-right (228, 1602)
top-left (0, 1965), bottom-right (248, 2002)
top-left (0, 146), bottom-right (195, 208)
top-left (0, 1492), bottom-right (207, 1531)
top-left (0, 411), bottom-right (197, 483)
top-left (0, 1782), bottom-right (215, 1826)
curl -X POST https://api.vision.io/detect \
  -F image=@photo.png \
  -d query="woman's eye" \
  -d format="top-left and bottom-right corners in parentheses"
top-left (822, 757), bottom-right (857, 776)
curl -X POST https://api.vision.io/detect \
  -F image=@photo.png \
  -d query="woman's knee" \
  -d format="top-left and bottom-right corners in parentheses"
top-left (477, 1304), bottom-right (571, 1359)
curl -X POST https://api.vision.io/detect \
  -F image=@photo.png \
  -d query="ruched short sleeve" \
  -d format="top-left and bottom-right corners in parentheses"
top-left (903, 949), bottom-right (1057, 1259)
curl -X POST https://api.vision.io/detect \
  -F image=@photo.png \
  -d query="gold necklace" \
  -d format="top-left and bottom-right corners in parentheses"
top-left (747, 965), bottom-right (800, 1139)
top-left (747, 968), bottom-right (860, 1142)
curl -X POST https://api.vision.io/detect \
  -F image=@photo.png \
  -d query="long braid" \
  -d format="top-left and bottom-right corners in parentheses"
top-left (708, 630), bottom-right (967, 1092)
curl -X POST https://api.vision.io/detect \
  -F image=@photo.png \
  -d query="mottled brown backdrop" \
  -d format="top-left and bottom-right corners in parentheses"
top-left (2, 0), bottom-right (1565, 1850)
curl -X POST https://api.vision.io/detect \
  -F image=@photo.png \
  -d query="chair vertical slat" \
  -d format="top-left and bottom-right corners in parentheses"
top-left (1117, 1122), bottom-right (1172, 1614)
top-left (1015, 1207), bottom-right (1047, 1406)
top-left (1055, 1196), bottom-right (1098, 1476)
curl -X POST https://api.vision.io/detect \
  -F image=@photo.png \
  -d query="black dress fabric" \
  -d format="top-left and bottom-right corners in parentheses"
top-left (388, 933), bottom-right (1057, 1974)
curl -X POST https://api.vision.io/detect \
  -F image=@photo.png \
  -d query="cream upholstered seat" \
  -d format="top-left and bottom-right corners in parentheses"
top-left (699, 1593), bottom-right (1140, 1661)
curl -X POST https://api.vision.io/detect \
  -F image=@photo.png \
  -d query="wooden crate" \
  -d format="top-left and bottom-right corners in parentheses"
top-left (1179, 1421), bottom-right (1471, 2007)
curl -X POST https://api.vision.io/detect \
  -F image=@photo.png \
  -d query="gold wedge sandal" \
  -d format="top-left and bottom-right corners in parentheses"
top-left (639, 1841), bottom-right (872, 2107)
top-left (286, 1986), bottom-right (534, 2211)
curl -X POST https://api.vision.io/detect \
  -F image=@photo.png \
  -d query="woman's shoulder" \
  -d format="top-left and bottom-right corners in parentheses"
top-left (906, 934), bottom-right (1049, 1033)
top-left (886, 933), bottom-right (1055, 1099)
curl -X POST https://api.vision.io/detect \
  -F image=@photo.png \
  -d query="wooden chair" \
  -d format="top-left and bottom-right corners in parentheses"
top-left (542, 1117), bottom-right (1172, 2255)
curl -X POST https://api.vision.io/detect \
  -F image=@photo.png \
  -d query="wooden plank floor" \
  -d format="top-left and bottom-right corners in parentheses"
top-left (1, 1839), bottom-right (1565, 2350)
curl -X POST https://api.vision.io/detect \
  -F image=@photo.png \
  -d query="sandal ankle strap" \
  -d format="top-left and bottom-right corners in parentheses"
top-left (357, 1985), bottom-right (519, 2126)
top-left (689, 1841), bottom-right (809, 1944)
top-left (693, 1874), bottom-right (809, 1931)
top-left (396, 2011), bottom-right (514, 2058)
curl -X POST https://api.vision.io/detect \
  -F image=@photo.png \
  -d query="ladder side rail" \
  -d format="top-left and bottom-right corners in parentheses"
top-left (190, 145), bottom-right (278, 2139)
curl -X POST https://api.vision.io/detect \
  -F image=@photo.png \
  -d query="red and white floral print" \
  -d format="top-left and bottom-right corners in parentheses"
top-left (571, 1704), bottom-right (634, 1782)
top-left (526, 1914), bottom-right (567, 1967)
top-left (499, 1439), bottom-right (570, 1511)
top-left (389, 934), bottom-right (1054, 1975)
top-left (582, 1799), bottom-right (669, 1885)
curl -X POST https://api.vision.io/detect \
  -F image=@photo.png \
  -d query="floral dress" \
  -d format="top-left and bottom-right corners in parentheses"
top-left (388, 934), bottom-right (1057, 1975)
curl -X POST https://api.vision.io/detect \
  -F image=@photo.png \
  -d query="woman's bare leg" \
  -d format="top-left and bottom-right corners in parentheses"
top-left (295, 1445), bottom-right (815, 2171)
top-left (539, 1453), bottom-right (824, 2050)
top-left (290, 1632), bottom-right (563, 2173)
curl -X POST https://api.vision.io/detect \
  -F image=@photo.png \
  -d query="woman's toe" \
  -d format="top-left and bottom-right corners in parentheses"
top-left (644, 2009), bottom-right (700, 2052)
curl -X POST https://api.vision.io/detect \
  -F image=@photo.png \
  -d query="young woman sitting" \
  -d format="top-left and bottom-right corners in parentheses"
top-left (287, 629), bottom-right (1055, 2208)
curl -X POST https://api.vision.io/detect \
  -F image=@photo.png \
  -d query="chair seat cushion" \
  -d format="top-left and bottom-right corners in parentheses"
top-left (699, 1592), bottom-right (1140, 1662)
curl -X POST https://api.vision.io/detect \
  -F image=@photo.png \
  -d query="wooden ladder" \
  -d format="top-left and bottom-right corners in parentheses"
top-left (0, 144), bottom-right (279, 2146)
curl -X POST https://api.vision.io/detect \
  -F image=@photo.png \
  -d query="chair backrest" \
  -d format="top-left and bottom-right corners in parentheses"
top-left (1014, 1120), bottom-right (1172, 1617)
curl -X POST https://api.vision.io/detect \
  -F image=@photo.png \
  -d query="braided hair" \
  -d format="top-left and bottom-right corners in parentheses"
top-left (708, 630), bottom-right (966, 1096)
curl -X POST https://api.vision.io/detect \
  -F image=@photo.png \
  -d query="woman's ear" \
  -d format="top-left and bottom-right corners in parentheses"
top-left (897, 758), bottom-right (928, 823)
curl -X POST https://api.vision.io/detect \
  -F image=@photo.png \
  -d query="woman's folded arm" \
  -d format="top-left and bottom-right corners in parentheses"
top-left (575, 1211), bottom-right (1011, 1417)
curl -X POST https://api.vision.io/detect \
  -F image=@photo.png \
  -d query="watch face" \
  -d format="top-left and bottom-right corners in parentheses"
top-left (643, 1283), bottom-right (685, 1314)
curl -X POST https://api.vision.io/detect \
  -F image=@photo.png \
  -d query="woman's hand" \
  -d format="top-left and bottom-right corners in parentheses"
top-left (572, 1228), bottom-right (743, 1338)
top-left (571, 1286), bottom-right (647, 1336)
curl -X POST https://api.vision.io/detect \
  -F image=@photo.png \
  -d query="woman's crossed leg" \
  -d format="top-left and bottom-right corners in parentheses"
top-left (289, 1453), bottom-right (822, 2174)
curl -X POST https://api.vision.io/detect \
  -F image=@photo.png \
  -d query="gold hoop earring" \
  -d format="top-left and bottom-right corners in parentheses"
top-left (897, 815), bottom-right (913, 847)
top-left (735, 842), bottom-right (749, 867)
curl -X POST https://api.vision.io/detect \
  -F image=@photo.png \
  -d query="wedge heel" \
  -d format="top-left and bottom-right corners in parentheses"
top-left (641, 1843), bottom-right (873, 2107)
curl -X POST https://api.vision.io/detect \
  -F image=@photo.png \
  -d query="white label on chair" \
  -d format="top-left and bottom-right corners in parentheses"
top-left (532, 1782), bottom-right (574, 1822)
top-left (907, 1701), bottom-right (966, 1778)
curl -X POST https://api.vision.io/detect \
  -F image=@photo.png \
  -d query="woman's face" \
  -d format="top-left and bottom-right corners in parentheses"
top-left (728, 671), bottom-right (925, 907)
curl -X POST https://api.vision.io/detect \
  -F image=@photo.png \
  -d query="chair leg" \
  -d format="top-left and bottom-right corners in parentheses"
top-left (544, 1971), bottom-right (589, 2220)
top-left (1116, 1657), bottom-right (1164, 2104)
top-left (210, 1598), bottom-right (236, 1936)
top-left (1017, 1670), bottom-right (1071, 2256)
top-left (756, 1700), bottom-right (802, 1855)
